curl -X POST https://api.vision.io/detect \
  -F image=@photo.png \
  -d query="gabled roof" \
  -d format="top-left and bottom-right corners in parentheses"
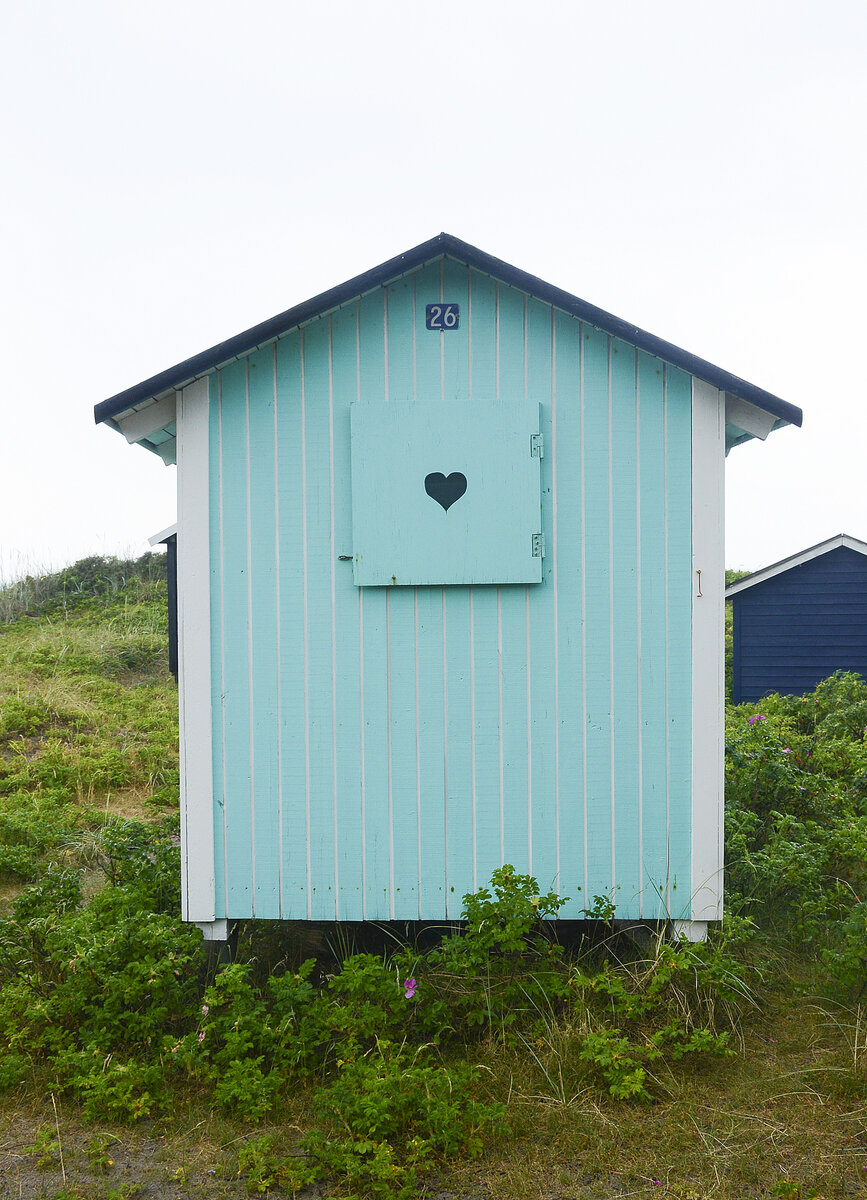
top-left (725, 534), bottom-right (867, 598)
top-left (94, 231), bottom-right (803, 435)
top-left (148, 523), bottom-right (178, 546)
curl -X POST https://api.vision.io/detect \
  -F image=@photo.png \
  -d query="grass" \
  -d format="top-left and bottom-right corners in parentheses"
top-left (1, 984), bottom-right (864, 1198)
top-left (0, 559), bottom-right (177, 910)
top-left (0, 555), bottom-right (865, 1199)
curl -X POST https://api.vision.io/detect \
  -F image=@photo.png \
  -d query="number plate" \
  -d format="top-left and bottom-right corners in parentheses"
top-left (425, 303), bottom-right (460, 331)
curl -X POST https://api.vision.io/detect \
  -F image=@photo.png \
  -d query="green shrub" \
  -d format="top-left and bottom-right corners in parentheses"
top-left (725, 676), bottom-right (867, 944)
top-left (237, 1133), bottom-right (320, 1195)
top-left (399, 865), bottom-right (570, 1043)
top-left (303, 1040), bottom-right (506, 1199)
top-left (0, 820), bottom-right (203, 1116)
top-left (822, 899), bottom-right (867, 999)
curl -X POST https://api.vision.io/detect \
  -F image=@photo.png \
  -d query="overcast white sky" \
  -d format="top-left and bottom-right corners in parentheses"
top-left (1, 0), bottom-right (865, 580)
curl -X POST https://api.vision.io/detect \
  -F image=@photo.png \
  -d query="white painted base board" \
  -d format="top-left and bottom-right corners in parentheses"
top-left (671, 919), bottom-right (709, 943)
top-left (196, 919), bottom-right (230, 942)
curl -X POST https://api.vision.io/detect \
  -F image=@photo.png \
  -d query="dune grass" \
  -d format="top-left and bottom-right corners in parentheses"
top-left (0, 557), bottom-right (864, 1199)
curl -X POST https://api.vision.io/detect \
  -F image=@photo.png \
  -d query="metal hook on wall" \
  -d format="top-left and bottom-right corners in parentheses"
top-left (696, 569), bottom-right (703, 597)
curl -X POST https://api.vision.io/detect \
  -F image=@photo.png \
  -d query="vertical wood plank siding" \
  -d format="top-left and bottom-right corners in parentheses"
top-left (207, 263), bottom-right (694, 921)
top-left (732, 547), bottom-right (867, 703)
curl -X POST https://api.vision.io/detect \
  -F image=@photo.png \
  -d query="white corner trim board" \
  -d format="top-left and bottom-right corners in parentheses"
top-left (176, 377), bottom-right (216, 924)
top-left (691, 379), bottom-right (724, 922)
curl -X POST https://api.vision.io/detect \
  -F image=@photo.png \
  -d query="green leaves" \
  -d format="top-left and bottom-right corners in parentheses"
top-left (725, 674), bottom-right (867, 971)
top-left (302, 1041), bottom-right (506, 1198)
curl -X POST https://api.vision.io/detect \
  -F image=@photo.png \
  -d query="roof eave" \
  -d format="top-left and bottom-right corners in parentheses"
top-left (95, 232), bottom-right (803, 432)
top-left (725, 534), bottom-right (867, 597)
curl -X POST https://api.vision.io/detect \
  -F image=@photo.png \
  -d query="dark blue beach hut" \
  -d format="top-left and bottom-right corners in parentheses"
top-left (727, 534), bottom-right (867, 703)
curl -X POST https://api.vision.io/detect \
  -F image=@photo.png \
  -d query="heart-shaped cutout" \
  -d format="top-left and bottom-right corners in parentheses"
top-left (424, 472), bottom-right (467, 512)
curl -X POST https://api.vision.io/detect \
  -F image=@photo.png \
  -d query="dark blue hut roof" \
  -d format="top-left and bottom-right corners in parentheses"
top-left (726, 535), bottom-right (867, 598)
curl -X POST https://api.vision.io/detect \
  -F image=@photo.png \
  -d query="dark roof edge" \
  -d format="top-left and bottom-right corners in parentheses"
top-left (725, 534), bottom-right (867, 597)
top-left (95, 232), bottom-right (803, 429)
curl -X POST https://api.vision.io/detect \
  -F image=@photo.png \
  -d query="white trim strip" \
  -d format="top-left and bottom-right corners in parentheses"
top-left (414, 588), bottom-right (422, 917)
top-left (607, 337), bottom-right (615, 902)
top-left (218, 376), bottom-right (228, 914)
top-left (523, 294), bottom-right (531, 874)
top-left (176, 376), bottom-right (215, 923)
top-left (245, 359), bottom-right (256, 912)
top-left (412, 278), bottom-right (418, 399)
top-left (273, 345), bottom-right (284, 915)
top-left (551, 311), bottom-right (560, 889)
top-left (497, 587), bottom-right (504, 861)
top-left (635, 352), bottom-right (643, 916)
top-left (579, 324), bottom-right (588, 902)
top-left (469, 586), bottom-right (477, 891)
top-left (300, 330), bottom-right (312, 919)
top-left (691, 378), bottom-right (725, 921)
top-left (526, 587), bottom-right (532, 873)
top-left (495, 286), bottom-right (504, 863)
top-left (387, 588), bottom-right (395, 918)
top-left (467, 268), bottom-right (473, 401)
top-left (357, 310), bottom-right (367, 920)
top-left (442, 587), bottom-right (449, 912)
top-left (329, 316), bottom-right (339, 918)
top-left (383, 297), bottom-right (393, 917)
top-left (383, 288), bottom-right (389, 403)
top-left (495, 281), bottom-right (500, 399)
top-left (663, 366), bottom-right (671, 914)
top-left (359, 588), bottom-right (367, 920)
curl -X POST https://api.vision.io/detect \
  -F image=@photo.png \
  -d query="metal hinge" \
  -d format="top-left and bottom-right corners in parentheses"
top-left (532, 533), bottom-right (546, 558)
top-left (530, 433), bottom-right (544, 458)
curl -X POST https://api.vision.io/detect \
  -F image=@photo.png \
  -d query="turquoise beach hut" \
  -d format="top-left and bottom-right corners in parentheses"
top-left (94, 234), bottom-right (802, 941)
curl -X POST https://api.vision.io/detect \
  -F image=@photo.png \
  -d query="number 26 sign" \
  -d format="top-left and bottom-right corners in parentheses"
top-left (425, 303), bottom-right (460, 331)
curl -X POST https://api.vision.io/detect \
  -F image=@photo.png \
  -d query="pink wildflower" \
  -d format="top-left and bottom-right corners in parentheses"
top-left (403, 978), bottom-right (417, 1000)
top-left (748, 714), bottom-right (766, 725)
top-left (198, 1030), bottom-right (206, 1043)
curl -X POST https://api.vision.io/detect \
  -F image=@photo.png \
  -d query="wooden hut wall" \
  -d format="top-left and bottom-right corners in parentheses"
top-left (203, 259), bottom-right (695, 923)
top-left (732, 546), bottom-right (867, 703)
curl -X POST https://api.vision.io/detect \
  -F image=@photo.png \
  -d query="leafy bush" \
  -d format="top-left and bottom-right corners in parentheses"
top-left (725, 674), bottom-right (867, 935)
top-left (302, 1041), bottom-right (507, 1199)
top-left (0, 820), bottom-right (202, 1115)
top-left (237, 1133), bottom-right (319, 1195)
top-left (7, 561), bottom-right (867, 1192)
top-left (823, 899), bottom-right (867, 998)
top-left (396, 865), bottom-right (570, 1043)
top-left (0, 846), bottom-right (750, 1155)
